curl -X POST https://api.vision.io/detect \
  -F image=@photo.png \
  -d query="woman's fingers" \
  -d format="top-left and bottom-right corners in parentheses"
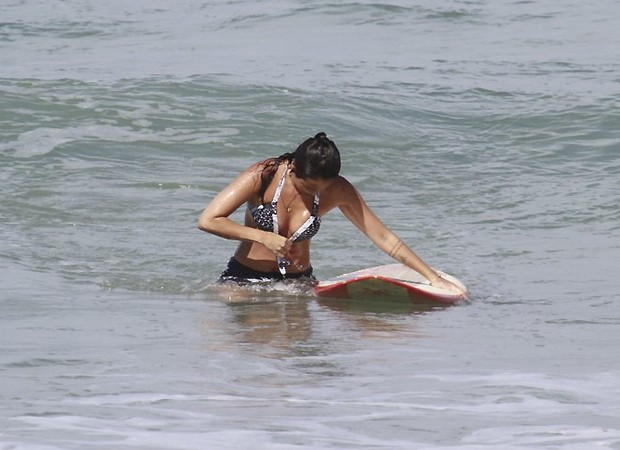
top-left (432, 277), bottom-right (466, 295)
top-left (263, 233), bottom-right (293, 257)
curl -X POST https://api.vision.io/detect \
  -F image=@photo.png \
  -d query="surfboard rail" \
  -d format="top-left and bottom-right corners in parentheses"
top-left (314, 264), bottom-right (467, 305)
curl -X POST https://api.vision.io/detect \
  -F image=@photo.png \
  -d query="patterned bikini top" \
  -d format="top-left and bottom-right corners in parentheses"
top-left (250, 167), bottom-right (321, 243)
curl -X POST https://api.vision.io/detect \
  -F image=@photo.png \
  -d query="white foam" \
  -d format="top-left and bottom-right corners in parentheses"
top-left (461, 425), bottom-right (620, 449)
top-left (1, 123), bottom-right (229, 158)
top-left (1, 125), bottom-right (144, 158)
top-left (0, 442), bottom-right (68, 450)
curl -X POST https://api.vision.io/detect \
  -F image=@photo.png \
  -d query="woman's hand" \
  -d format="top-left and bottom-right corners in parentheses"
top-left (431, 275), bottom-right (466, 295)
top-left (260, 232), bottom-right (292, 258)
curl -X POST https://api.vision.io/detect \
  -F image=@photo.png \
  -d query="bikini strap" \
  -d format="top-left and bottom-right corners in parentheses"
top-left (311, 193), bottom-right (320, 215)
top-left (271, 166), bottom-right (289, 235)
top-left (271, 166), bottom-right (289, 206)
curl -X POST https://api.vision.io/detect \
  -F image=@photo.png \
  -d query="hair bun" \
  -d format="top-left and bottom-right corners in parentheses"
top-left (314, 132), bottom-right (327, 140)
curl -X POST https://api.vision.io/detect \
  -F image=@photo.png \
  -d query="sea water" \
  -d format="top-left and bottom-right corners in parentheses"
top-left (1, 1), bottom-right (619, 449)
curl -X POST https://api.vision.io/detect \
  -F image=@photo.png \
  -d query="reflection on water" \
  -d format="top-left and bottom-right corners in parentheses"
top-left (316, 297), bottom-right (448, 315)
top-left (230, 299), bottom-right (313, 347)
top-left (316, 297), bottom-right (448, 341)
top-left (202, 283), bottom-right (448, 361)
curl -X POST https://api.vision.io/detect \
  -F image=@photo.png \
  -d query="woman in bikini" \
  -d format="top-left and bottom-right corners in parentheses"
top-left (198, 132), bottom-right (464, 293)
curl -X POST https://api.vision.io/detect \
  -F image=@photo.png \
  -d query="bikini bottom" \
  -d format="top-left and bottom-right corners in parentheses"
top-left (218, 257), bottom-right (316, 284)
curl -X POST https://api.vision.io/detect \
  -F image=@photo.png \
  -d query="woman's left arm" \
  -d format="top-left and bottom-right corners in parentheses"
top-left (334, 178), bottom-right (463, 293)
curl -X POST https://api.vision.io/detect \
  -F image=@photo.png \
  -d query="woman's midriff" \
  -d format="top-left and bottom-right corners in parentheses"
top-left (234, 239), bottom-right (311, 274)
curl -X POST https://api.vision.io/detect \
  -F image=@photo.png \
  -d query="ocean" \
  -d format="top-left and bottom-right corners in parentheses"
top-left (1, 0), bottom-right (619, 449)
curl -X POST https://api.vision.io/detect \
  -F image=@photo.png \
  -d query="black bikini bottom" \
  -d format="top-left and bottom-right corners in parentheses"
top-left (218, 257), bottom-right (316, 284)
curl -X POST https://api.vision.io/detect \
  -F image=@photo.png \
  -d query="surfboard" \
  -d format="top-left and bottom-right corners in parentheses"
top-left (314, 263), bottom-right (467, 305)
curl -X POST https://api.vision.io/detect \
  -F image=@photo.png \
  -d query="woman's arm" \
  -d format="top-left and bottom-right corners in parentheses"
top-left (335, 178), bottom-right (463, 293)
top-left (197, 165), bottom-right (291, 258)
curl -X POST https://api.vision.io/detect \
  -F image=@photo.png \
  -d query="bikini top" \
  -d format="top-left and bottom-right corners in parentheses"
top-left (250, 167), bottom-right (321, 243)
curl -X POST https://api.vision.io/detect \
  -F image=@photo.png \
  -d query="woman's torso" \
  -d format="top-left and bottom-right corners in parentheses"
top-left (234, 163), bottom-right (326, 273)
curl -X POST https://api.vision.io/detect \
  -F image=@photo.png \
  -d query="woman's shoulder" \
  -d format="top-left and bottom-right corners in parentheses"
top-left (246, 158), bottom-right (272, 172)
top-left (329, 175), bottom-right (355, 192)
top-left (321, 175), bottom-right (358, 207)
top-left (236, 158), bottom-right (276, 179)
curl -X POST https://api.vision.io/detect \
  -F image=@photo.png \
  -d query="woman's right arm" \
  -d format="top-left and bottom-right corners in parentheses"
top-left (197, 166), bottom-right (292, 258)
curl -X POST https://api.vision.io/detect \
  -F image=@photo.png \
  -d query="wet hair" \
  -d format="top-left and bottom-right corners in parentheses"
top-left (259, 132), bottom-right (341, 200)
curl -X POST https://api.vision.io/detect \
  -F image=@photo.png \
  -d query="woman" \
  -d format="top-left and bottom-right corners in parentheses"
top-left (198, 132), bottom-right (463, 293)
